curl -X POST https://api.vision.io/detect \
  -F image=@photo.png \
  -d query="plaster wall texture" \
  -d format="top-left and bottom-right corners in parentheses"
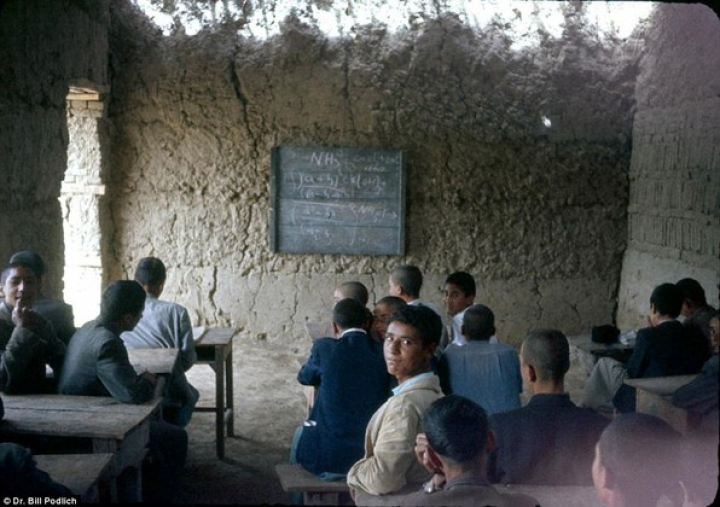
top-left (0, 0), bottom-right (110, 298)
top-left (616, 3), bottom-right (720, 329)
top-left (107, 1), bottom-right (637, 349)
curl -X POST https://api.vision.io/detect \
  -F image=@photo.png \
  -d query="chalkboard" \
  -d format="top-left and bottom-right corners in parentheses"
top-left (270, 146), bottom-right (406, 255)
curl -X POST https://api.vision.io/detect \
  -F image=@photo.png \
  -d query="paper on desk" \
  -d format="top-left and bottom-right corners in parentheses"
top-left (192, 326), bottom-right (207, 342)
top-left (619, 329), bottom-right (637, 346)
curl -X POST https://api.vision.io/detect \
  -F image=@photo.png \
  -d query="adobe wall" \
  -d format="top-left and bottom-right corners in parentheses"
top-left (107, 1), bottom-right (638, 349)
top-left (616, 4), bottom-right (720, 329)
top-left (0, 0), bottom-right (110, 297)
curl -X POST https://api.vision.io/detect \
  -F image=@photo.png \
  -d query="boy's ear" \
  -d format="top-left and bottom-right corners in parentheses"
top-left (425, 445), bottom-right (444, 473)
top-left (486, 429), bottom-right (497, 453)
top-left (525, 363), bottom-right (538, 383)
top-left (595, 461), bottom-right (615, 503)
top-left (331, 321), bottom-right (341, 337)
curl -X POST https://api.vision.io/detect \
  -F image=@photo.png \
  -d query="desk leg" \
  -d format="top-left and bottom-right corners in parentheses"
top-left (117, 466), bottom-right (142, 503)
top-left (225, 346), bottom-right (234, 438)
top-left (215, 346), bottom-right (225, 460)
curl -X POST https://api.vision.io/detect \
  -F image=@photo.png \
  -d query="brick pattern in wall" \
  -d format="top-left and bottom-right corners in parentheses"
top-left (627, 96), bottom-right (720, 265)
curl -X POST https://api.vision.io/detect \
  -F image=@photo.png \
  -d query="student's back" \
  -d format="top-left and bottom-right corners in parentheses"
top-left (613, 320), bottom-right (708, 412)
top-left (439, 341), bottom-right (521, 416)
top-left (488, 328), bottom-right (609, 486)
top-left (488, 394), bottom-right (608, 485)
top-left (59, 319), bottom-right (155, 403)
top-left (296, 300), bottom-right (392, 476)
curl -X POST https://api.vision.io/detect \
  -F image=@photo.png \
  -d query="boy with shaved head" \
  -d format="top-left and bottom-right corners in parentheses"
top-left (488, 328), bottom-right (608, 486)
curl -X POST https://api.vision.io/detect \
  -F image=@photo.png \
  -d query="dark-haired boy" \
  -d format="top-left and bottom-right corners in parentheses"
top-left (7, 251), bottom-right (76, 345)
top-left (676, 277), bottom-right (716, 352)
top-left (442, 271), bottom-right (476, 348)
top-left (121, 257), bottom-right (199, 426)
top-left (347, 305), bottom-right (444, 497)
top-left (59, 280), bottom-right (156, 401)
top-left (0, 262), bottom-right (65, 393)
top-left (390, 265), bottom-right (447, 349)
top-left (59, 280), bottom-right (187, 500)
top-left (294, 298), bottom-right (392, 478)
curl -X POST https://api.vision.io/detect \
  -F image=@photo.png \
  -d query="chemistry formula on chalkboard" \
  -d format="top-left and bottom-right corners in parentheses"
top-left (270, 146), bottom-right (406, 255)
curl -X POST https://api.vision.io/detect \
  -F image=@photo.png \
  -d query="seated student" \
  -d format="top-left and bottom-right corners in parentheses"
top-left (8, 251), bottom-right (76, 345)
top-left (488, 328), bottom-right (608, 486)
top-left (347, 305), bottom-right (443, 498)
top-left (676, 277), bottom-right (716, 351)
top-left (583, 283), bottom-right (709, 413)
top-left (672, 310), bottom-right (719, 433)
top-left (437, 304), bottom-right (521, 416)
top-left (354, 395), bottom-right (537, 507)
top-left (613, 283), bottom-right (709, 413)
top-left (121, 257), bottom-right (199, 427)
top-left (0, 397), bottom-right (72, 497)
top-left (442, 271), bottom-right (476, 348)
top-left (0, 261), bottom-right (65, 393)
top-left (389, 265), bottom-right (447, 348)
top-left (294, 298), bottom-right (392, 477)
top-left (310, 281), bottom-right (372, 340)
top-left (592, 413), bottom-right (683, 507)
top-left (58, 280), bottom-right (187, 492)
top-left (441, 271), bottom-right (499, 348)
top-left (371, 296), bottom-right (407, 343)
top-left (333, 281), bottom-right (370, 307)
top-left (388, 265), bottom-right (441, 316)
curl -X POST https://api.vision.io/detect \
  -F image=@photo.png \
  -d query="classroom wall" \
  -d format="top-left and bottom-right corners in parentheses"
top-left (106, 1), bottom-right (638, 348)
top-left (0, 0), bottom-right (110, 298)
top-left (616, 4), bottom-right (720, 329)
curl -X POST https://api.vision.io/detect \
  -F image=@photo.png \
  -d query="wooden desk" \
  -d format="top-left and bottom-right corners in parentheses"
top-left (127, 347), bottom-right (179, 375)
top-left (36, 453), bottom-right (115, 503)
top-left (0, 394), bottom-right (160, 502)
top-left (193, 326), bottom-right (237, 459)
top-left (625, 375), bottom-right (698, 434)
top-left (568, 334), bottom-right (634, 380)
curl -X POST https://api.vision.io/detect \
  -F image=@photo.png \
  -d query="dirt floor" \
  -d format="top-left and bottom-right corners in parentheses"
top-left (171, 337), bottom-right (591, 505)
top-left (175, 340), bottom-right (307, 505)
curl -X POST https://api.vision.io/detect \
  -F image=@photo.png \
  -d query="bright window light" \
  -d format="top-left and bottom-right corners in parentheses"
top-left (133, 1), bottom-right (655, 47)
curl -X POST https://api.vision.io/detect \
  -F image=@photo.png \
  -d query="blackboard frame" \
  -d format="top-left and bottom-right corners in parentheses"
top-left (269, 146), bottom-right (406, 256)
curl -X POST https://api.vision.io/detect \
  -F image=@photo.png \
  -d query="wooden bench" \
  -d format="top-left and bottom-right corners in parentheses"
top-left (35, 453), bottom-right (115, 503)
top-left (496, 484), bottom-right (604, 507)
top-left (624, 375), bottom-right (698, 434)
top-left (275, 463), bottom-right (350, 506)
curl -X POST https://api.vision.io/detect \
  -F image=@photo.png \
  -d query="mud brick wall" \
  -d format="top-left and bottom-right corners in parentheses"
top-left (0, 0), bottom-right (110, 297)
top-left (616, 3), bottom-right (720, 328)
